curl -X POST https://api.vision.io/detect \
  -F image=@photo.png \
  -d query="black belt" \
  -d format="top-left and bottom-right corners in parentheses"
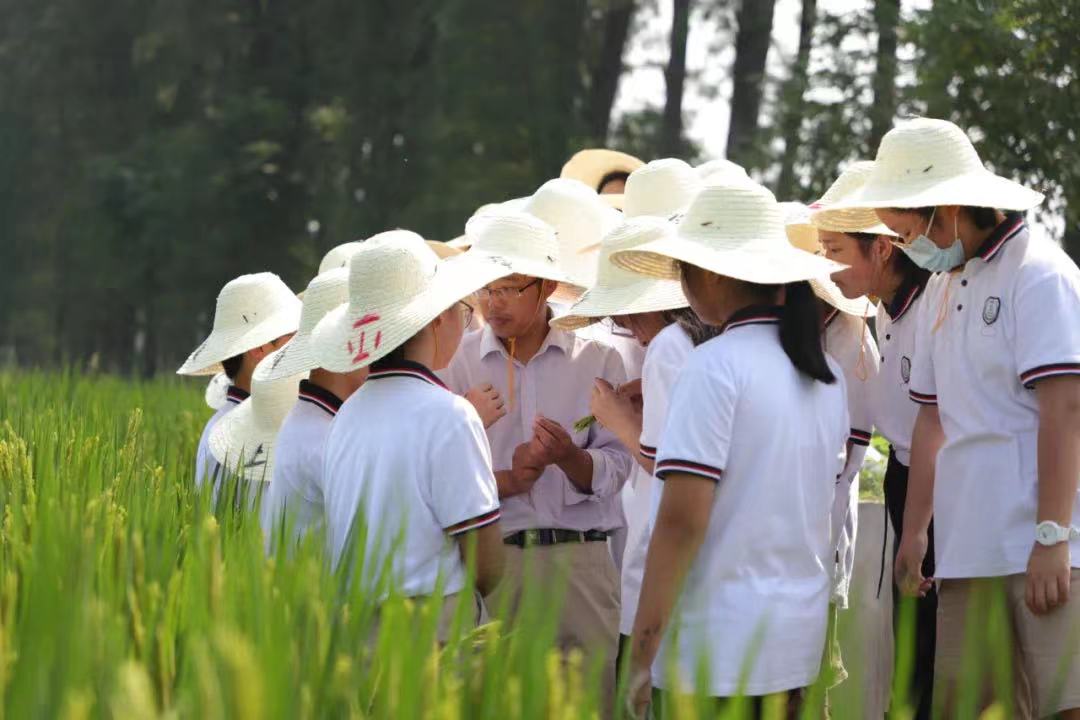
top-left (503, 528), bottom-right (609, 548)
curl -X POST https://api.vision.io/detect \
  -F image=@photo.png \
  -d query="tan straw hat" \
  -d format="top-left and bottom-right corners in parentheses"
top-left (465, 210), bottom-right (585, 303)
top-left (827, 117), bottom-right (1044, 212)
top-left (523, 178), bottom-right (623, 292)
top-left (177, 272), bottom-right (301, 376)
top-left (809, 161), bottom-right (901, 236)
top-left (311, 230), bottom-right (512, 372)
top-left (209, 363), bottom-right (304, 482)
top-left (551, 216), bottom-right (688, 330)
top-left (560, 149), bottom-right (645, 192)
top-left (611, 180), bottom-right (846, 285)
top-left (319, 241), bottom-right (365, 274)
top-left (255, 268), bottom-right (349, 381)
top-left (780, 202), bottom-right (875, 318)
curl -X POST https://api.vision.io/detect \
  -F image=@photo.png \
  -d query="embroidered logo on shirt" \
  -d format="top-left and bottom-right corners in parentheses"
top-left (982, 297), bottom-right (1001, 326)
top-left (901, 356), bottom-right (911, 384)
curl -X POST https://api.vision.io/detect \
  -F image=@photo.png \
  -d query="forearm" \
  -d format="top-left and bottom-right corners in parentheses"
top-left (903, 405), bottom-right (943, 540)
top-left (1037, 379), bottom-right (1080, 525)
top-left (556, 447), bottom-right (594, 493)
top-left (494, 470), bottom-right (527, 499)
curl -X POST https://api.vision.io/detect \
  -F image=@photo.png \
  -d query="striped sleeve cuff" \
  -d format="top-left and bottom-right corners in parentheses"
top-left (849, 429), bottom-right (872, 447)
top-left (445, 509), bottom-right (500, 536)
top-left (655, 459), bottom-right (723, 483)
top-left (639, 443), bottom-right (658, 460)
top-left (1020, 363), bottom-right (1080, 389)
top-left (909, 389), bottom-right (938, 406)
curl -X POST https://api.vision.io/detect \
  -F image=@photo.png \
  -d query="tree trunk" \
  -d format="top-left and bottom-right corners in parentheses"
top-left (661, 0), bottom-right (692, 156)
top-left (869, 0), bottom-right (900, 152)
top-left (726, 0), bottom-right (778, 167)
top-left (775, 0), bottom-right (817, 199)
top-left (586, 0), bottom-right (637, 143)
top-left (1065, 208), bottom-right (1080, 264)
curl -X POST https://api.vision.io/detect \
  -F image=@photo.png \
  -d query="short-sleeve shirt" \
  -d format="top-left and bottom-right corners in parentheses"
top-left (260, 380), bottom-right (343, 549)
top-left (195, 385), bottom-right (248, 488)
top-left (620, 323), bottom-right (695, 635)
top-left (322, 361), bottom-right (500, 597)
top-left (652, 305), bottom-right (850, 697)
top-left (908, 215), bottom-right (1080, 578)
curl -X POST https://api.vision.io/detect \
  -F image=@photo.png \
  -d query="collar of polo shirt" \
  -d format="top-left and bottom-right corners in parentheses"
top-left (719, 305), bottom-right (783, 334)
top-left (972, 212), bottom-right (1026, 264)
top-left (366, 359), bottom-right (447, 389)
top-left (884, 268), bottom-right (932, 322)
top-left (225, 386), bottom-right (251, 404)
top-left (478, 321), bottom-right (574, 361)
top-left (297, 379), bottom-right (343, 417)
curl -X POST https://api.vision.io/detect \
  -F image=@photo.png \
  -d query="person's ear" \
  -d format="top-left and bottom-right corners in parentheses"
top-left (938, 205), bottom-right (961, 233)
top-left (540, 279), bottom-right (559, 302)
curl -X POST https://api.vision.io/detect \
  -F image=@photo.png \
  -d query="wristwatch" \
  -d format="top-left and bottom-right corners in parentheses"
top-left (1035, 521), bottom-right (1080, 546)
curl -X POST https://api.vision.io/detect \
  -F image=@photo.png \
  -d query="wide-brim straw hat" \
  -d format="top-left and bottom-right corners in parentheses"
top-left (177, 272), bottom-right (302, 376)
top-left (552, 216), bottom-right (688, 330)
top-left (312, 230), bottom-right (513, 373)
top-left (809, 161), bottom-right (902, 236)
top-left (781, 202), bottom-right (876, 318)
top-left (523, 178), bottom-right (623, 293)
top-left (825, 117), bottom-right (1044, 212)
top-left (696, 158), bottom-right (750, 184)
top-left (447, 199), bottom-right (528, 249)
top-left (560, 149), bottom-right (644, 192)
top-left (255, 268), bottom-right (349, 381)
top-left (319, 241), bottom-right (365, 274)
top-left (205, 372), bottom-right (231, 410)
top-left (209, 362), bottom-right (304, 482)
top-left (465, 210), bottom-right (585, 303)
top-left (611, 180), bottom-right (846, 285)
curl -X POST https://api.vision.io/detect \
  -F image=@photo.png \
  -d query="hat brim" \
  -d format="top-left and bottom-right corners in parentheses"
top-left (809, 206), bottom-right (899, 237)
top-left (177, 305), bottom-right (302, 376)
top-left (209, 400), bottom-right (287, 483)
top-left (829, 170), bottom-right (1044, 213)
top-left (560, 150), bottom-right (644, 191)
top-left (312, 255), bottom-right (513, 373)
top-left (255, 333), bottom-right (318, 381)
top-left (599, 193), bottom-right (625, 210)
top-left (466, 248), bottom-right (585, 305)
top-left (810, 277), bottom-right (876, 318)
top-left (550, 277), bottom-right (688, 330)
top-left (611, 235), bottom-right (847, 286)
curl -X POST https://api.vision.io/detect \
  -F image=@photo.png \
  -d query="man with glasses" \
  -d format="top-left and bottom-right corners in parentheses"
top-left (441, 219), bottom-right (633, 706)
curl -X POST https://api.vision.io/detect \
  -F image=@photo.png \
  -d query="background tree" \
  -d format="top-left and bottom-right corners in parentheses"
top-left (725, 0), bottom-right (777, 169)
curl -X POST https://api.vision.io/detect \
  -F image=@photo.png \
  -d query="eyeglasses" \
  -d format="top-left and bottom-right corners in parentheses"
top-left (476, 278), bottom-right (541, 302)
top-left (602, 316), bottom-right (636, 339)
top-left (458, 300), bottom-right (475, 328)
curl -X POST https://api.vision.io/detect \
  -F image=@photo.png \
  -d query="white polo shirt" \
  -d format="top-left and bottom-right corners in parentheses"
top-left (322, 361), bottom-right (500, 597)
top-left (867, 271), bottom-right (932, 467)
top-left (260, 380), bottom-right (343, 549)
top-left (909, 215), bottom-right (1080, 578)
top-left (824, 309), bottom-right (880, 607)
top-left (620, 322), bottom-right (695, 635)
top-left (652, 306), bottom-right (849, 697)
top-left (194, 385), bottom-right (248, 488)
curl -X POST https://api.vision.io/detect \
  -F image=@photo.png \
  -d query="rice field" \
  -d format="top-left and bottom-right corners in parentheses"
top-left (0, 370), bottom-right (1019, 719)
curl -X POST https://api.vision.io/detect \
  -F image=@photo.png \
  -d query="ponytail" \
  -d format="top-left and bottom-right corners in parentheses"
top-left (662, 306), bottom-right (722, 347)
top-left (779, 281), bottom-right (836, 384)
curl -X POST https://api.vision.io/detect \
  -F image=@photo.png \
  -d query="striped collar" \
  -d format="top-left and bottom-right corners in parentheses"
top-left (884, 269), bottom-right (931, 322)
top-left (973, 212), bottom-right (1025, 263)
top-left (226, 386), bottom-right (250, 405)
top-left (298, 379), bottom-right (343, 417)
top-left (720, 305), bottom-right (782, 334)
top-left (367, 360), bottom-right (447, 389)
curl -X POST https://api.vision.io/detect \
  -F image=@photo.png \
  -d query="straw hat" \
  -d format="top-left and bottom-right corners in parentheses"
top-left (560, 149), bottom-right (644, 192)
top-left (696, 158), bottom-right (750, 184)
top-left (809, 162), bottom-right (901, 236)
top-left (311, 230), bottom-right (513, 372)
top-left (177, 272), bottom-right (302, 376)
top-left (622, 158), bottom-right (702, 219)
top-left (447, 199), bottom-right (528, 249)
top-left (523, 178), bottom-right (623, 291)
top-left (254, 268), bottom-right (349, 381)
top-left (611, 180), bottom-right (845, 285)
top-left (781, 202), bottom-right (875, 318)
top-left (465, 210), bottom-right (585, 303)
top-left (209, 363), bottom-right (303, 482)
top-left (426, 240), bottom-right (463, 260)
top-left (826, 117), bottom-right (1044, 212)
top-left (551, 216), bottom-right (688, 330)
top-left (205, 372), bottom-right (231, 410)
top-left (319, 241), bottom-right (365, 274)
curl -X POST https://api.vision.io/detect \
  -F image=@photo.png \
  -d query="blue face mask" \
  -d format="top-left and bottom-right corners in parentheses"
top-left (897, 209), bottom-right (966, 272)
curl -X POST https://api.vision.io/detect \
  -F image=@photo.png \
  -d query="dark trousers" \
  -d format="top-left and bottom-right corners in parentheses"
top-left (883, 450), bottom-right (937, 720)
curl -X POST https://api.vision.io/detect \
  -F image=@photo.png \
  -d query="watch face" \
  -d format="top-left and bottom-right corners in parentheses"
top-left (1037, 523), bottom-right (1060, 544)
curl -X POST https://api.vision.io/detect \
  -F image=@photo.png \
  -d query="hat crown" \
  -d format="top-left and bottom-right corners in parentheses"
top-left (680, 181), bottom-right (789, 250)
top-left (525, 178), bottom-right (621, 285)
top-left (298, 268), bottom-right (349, 334)
top-left (875, 118), bottom-right (985, 182)
top-left (815, 160), bottom-right (876, 207)
top-left (466, 211), bottom-right (561, 269)
top-left (346, 231), bottom-right (438, 309)
top-left (319, 241), bottom-right (364, 275)
top-left (624, 158), bottom-right (701, 218)
top-left (212, 273), bottom-right (298, 335)
top-left (696, 158), bottom-right (750, 184)
top-left (247, 368), bottom-right (302, 428)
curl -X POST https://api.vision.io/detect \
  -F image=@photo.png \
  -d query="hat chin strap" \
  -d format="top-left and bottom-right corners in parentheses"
top-left (505, 286), bottom-right (549, 412)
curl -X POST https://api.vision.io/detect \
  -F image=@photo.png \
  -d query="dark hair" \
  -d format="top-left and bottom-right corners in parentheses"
top-left (902, 205), bottom-right (1001, 230)
top-left (848, 231), bottom-right (927, 286)
top-left (221, 353), bottom-right (243, 380)
top-left (779, 281), bottom-right (836, 384)
top-left (369, 343), bottom-right (410, 371)
top-left (662, 307), bottom-right (721, 347)
top-left (597, 170), bottom-right (630, 193)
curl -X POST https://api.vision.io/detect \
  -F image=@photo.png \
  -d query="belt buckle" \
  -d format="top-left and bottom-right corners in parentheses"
top-left (524, 529), bottom-right (541, 547)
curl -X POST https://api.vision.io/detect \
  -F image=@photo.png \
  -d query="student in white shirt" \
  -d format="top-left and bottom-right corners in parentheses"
top-left (831, 117), bottom-right (1080, 718)
top-left (811, 160), bottom-right (936, 718)
top-left (611, 180), bottom-right (850, 717)
top-left (312, 231), bottom-right (511, 636)
top-left (441, 209), bottom-right (633, 697)
top-left (257, 268), bottom-right (367, 551)
top-left (177, 272), bottom-right (301, 489)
